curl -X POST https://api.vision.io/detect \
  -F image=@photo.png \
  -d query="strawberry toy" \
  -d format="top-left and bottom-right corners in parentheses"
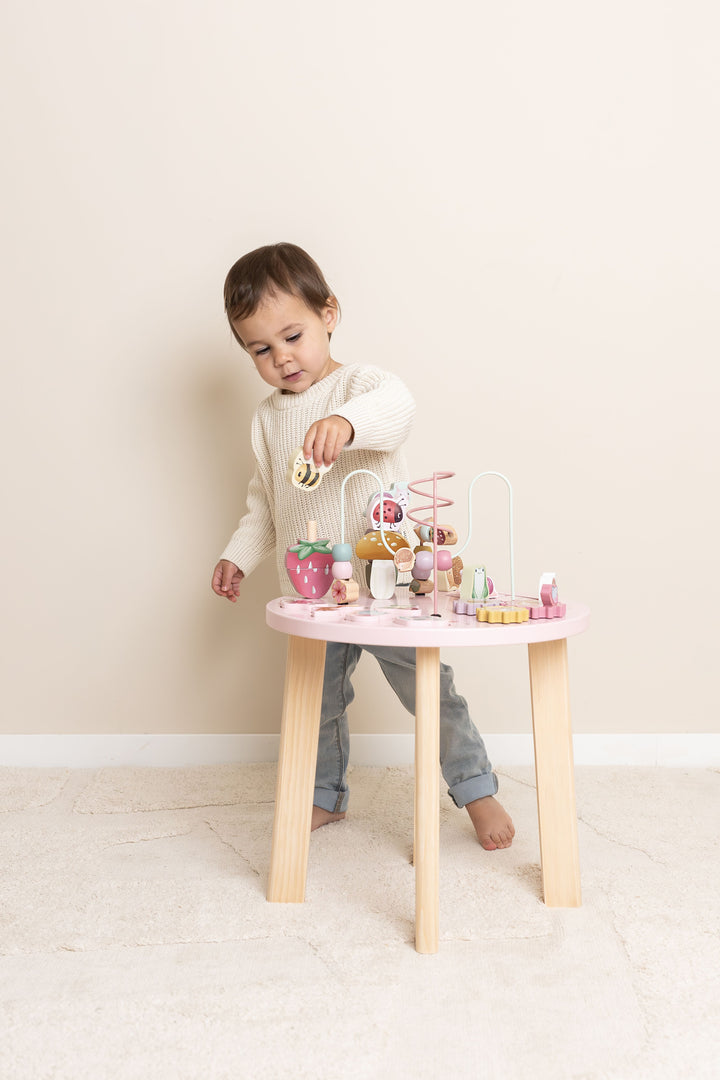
top-left (285, 521), bottom-right (333, 599)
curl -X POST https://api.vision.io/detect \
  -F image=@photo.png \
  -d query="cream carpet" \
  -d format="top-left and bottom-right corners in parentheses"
top-left (0, 764), bottom-right (718, 1079)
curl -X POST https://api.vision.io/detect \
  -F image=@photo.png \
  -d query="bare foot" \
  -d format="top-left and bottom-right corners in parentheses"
top-left (311, 805), bottom-right (346, 831)
top-left (465, 796), bottom-right (515, 850)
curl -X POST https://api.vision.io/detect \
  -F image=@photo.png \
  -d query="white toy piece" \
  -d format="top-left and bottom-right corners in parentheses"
top-left (288, 447), bottom-right (333, 492)
top-left (366, 561), bottom-right (397, 600)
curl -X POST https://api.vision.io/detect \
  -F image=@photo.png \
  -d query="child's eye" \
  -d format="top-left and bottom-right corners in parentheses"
top-left (255, 346), bottom-right (270, 356)
top-left (287, 333), bottom-right (301, 343)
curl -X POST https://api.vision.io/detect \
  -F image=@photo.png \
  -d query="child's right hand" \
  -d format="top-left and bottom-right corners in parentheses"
top-left (211, 560), bottom-right (244, 603)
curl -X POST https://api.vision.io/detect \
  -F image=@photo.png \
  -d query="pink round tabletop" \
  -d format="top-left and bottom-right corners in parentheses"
top-left (266, 592), bottom-right (590, 648)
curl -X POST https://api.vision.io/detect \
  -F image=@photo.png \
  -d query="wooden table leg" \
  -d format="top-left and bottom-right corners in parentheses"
top-left (267, 635), bottom-right (327, 903)
top-left (527, 638), bottom-right (582, 907)
top-left (415, 646), bottom-right (440, 953)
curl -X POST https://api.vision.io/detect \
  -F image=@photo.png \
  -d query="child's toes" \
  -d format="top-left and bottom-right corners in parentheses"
top-left (499, 824), bottom-right (515, 847)
top-left (465, 796), bottom-right (515, 850)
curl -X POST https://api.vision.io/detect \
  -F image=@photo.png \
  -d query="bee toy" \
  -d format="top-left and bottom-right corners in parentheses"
top-left (288, 447), bottom-right (334, 492)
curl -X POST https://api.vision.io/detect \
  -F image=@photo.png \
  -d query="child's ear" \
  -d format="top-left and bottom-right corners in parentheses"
top-left (324, 297), bottom-right (339, 335)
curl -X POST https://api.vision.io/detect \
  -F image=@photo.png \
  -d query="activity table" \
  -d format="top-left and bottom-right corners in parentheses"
top-left (265, 592), bottom-right (590, 953)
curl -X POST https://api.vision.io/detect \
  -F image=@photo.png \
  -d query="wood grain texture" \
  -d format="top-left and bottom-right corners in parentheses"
top-left (267, 635), bottom-right (327, 902)
top-left (528, 638), bottom-right (582, 907)
top-left (415, 646), bottom-right (441, 953)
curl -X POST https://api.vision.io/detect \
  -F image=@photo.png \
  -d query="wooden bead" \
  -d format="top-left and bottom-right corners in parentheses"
top-left (331, 578), bottom-right (360, 604)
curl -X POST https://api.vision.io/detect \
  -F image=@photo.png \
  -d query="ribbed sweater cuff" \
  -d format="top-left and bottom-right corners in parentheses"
top-left (219, 534), bottom-right (273, 578)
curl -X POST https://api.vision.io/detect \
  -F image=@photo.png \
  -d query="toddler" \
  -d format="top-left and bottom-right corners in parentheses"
top-left (211, 243), bottom-right (514, 850)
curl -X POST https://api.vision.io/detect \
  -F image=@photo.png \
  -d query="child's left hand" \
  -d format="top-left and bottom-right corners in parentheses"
top-left (303, 415), bottom-right (354, 468)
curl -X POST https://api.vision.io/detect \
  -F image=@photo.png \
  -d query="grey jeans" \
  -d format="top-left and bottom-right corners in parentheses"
top-left (314, 641), bottom-right (498, 813)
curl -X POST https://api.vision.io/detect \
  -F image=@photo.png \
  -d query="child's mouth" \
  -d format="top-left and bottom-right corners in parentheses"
top-left (283, 371), bottom-right (303, 383)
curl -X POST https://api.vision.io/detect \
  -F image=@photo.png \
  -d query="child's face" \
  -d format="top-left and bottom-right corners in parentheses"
top-left (232, 291), bottom-right (339, 393)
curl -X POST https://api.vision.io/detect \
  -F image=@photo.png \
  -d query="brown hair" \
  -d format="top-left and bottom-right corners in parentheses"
top-left (224, 243), bottom-right (339, 347)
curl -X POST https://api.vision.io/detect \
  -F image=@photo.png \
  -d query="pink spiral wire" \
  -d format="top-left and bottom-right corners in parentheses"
top-left (408, 471), bottom-right (455, 616)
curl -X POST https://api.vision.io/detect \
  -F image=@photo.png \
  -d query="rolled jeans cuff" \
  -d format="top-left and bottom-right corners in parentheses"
top-left (448, 770), bottom-right (498, 809)
top-left (313, 786), bottom-right (350, 814)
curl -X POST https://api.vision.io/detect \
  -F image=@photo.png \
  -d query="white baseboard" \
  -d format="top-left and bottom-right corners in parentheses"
top-left (0, 733), bottom-right (718, 768)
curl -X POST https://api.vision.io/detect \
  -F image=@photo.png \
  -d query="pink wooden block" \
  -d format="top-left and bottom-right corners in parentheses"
top-left (527, 602), bottom-right (567, 620)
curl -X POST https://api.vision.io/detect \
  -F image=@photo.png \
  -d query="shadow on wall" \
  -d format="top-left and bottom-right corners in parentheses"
top-left (96, 333), bottom-right (288, 737)
top-left (181, 343), bottom-right (287, 735)
top-left (188, 344), bottom-right (257, 503)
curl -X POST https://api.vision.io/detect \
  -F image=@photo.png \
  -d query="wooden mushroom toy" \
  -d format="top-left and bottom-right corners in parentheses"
top-left (355, 530), bottom-right (411, 600)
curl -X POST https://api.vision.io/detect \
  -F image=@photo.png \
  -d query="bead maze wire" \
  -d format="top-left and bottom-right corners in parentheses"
top-left (341, 468), bottom-right (516, 612)
top-left (455, 471), bottom-right (516, 604)
top-left (408, 471), bottom-right (455, 616)
top-left (339, 468), bottom-right (395, 555)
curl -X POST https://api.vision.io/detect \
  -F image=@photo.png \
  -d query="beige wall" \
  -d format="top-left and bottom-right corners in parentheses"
top-left (2, 2), bottom-right (718, 739)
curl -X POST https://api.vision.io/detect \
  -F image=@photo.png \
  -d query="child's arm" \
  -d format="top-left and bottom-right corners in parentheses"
top-left (329, 367), bottom-right (415, 456)
top-left (303, 368), bottom-right (415, 468)
top-left (219, 466), bottom-right (276, 574)
top-left (213, 425), bottom-right (277, 600)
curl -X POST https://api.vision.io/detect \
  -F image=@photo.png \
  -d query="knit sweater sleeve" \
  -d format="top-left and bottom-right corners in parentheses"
top-left (219, 411), bottom-right (277, 576)
top-left (333, 366), bottom-right (415, 452)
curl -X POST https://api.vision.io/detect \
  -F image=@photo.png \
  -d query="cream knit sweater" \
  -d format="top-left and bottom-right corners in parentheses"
top-left (220, 364), bottom-right (416, 590)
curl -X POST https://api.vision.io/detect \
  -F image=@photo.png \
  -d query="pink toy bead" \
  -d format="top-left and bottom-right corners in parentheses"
top-left (332, 561), bottom-right (353, 580)
top-left (436, 550), bottom-right (452, 571)
top-left (413, 550), bottom-right (434, 580)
